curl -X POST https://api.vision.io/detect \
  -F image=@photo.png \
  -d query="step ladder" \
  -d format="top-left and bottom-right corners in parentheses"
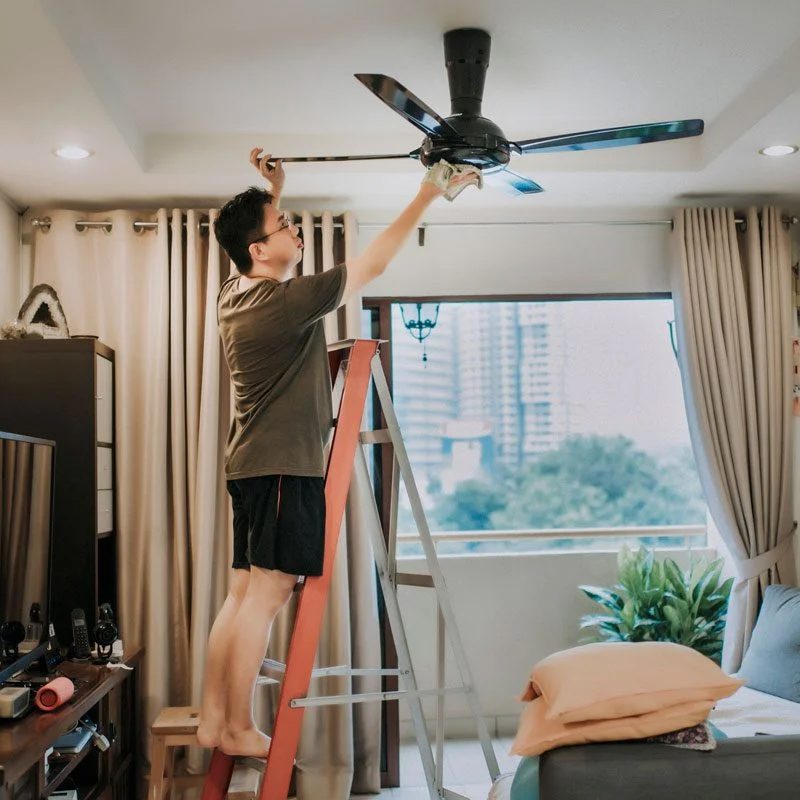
top-left (201, 339), bottom-right (500, 800)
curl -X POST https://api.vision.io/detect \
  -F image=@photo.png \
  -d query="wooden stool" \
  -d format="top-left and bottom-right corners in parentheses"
top-left (148, 707), bottom-right (260, 800)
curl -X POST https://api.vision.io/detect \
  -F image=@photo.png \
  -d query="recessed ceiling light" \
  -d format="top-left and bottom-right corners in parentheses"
top-left (758, 144), bottom-right (798, 157)
top-left (53, 145), bottom-right (93, 160)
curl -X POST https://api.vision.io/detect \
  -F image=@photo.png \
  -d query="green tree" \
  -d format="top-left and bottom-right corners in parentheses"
top-left (431, 435), bottom-right (705, 532)
top-left (491, 474), bottom-right (611, 529)
top-left (434, 480), bottom-right (506, 530)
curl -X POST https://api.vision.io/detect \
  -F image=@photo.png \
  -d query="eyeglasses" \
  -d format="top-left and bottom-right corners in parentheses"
top-left (248, 211), bottom-right (293, 246)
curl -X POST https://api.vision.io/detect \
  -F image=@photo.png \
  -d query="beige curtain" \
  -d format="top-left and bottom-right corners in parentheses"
top-left (25, 208), bottom-right (209, 751)
top-left (24, 206), bottom-right (382, 797)
top-left (670, 206), bottom-right (797, 672)
top-left (253, 211), bottom-right (383, 799)
top-left (0, 438), bottom-right (52, 623)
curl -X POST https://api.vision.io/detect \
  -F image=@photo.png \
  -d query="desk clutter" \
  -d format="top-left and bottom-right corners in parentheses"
top-left (0, 646), bottom-right (142, 800)
top-left (1, 604), bottom-right (127, 731)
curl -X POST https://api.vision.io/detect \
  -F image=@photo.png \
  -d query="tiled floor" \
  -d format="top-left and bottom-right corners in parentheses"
top-left (353, 737), bottom-right (520, 799)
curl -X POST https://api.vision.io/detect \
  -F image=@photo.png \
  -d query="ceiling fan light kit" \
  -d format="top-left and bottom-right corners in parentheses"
top-left (271, 28), bottom-right (705, 197)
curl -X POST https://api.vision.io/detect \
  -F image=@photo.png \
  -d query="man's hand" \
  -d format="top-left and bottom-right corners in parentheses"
top-left (250, 148), bottom-right (285, 201)
top-left (417, 167), bottom-right (480, 203)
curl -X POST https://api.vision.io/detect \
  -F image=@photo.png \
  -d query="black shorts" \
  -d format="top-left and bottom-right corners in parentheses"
top-left (227, 475), bottom-right (326, 576)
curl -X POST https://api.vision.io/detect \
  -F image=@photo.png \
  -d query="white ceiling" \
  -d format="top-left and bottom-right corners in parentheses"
top-left (1, 0), bottom-right (800, 219)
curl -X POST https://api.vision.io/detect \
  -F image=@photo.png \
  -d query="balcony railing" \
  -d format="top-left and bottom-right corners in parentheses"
top-left (396, 524), bottom-right (707, 544)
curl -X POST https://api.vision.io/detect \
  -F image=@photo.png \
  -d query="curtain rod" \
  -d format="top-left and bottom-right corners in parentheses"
top-left (28, 214), bottom-right (800, 233)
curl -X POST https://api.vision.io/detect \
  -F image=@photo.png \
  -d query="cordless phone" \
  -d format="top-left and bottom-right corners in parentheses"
top-left (70, 609), bottom-right (91, 660)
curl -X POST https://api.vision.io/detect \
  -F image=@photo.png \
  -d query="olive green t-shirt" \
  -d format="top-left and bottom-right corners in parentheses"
top-left (217, 263), bottom-right (348, 480)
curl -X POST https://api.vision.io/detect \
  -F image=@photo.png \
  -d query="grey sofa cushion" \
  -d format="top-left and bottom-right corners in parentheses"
top-left (538, 735), bottom-right (800, 800)
top-left (737, 584), bottom-right (800, 703)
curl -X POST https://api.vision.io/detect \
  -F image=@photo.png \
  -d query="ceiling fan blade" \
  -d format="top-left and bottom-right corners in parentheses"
top-left (514, 119), bottom-right (704, 154)
top-left (486, 168), bottom-right (545, 195)
top-left (268, 152), bottom-right (416, 163)
top-left (354, 73), bottom-right (465, 140)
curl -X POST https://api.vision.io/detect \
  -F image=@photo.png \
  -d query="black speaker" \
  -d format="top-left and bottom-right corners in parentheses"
top-left (0, 621), bottom-right (26, 659)
top-left (93, 603), bottom-right (118, 660)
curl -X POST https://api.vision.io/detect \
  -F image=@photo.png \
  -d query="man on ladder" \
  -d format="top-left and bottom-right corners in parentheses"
top-left (198, 149), bottom-right (479, 763)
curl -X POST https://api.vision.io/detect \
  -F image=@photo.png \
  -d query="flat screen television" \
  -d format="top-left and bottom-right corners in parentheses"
top-left (0, 431), bottom-right (55, 656)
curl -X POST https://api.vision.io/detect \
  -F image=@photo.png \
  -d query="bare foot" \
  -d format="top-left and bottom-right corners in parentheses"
top-left (196, 716), bottom-right (223, 749)
top-left (220, 727), bottom-right (272, 758)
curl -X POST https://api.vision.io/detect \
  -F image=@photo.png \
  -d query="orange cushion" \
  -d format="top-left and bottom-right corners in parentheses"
top-left (510, 695), bottom-right (714, 757)
top-left (518, 642), bottom-right (743, 723)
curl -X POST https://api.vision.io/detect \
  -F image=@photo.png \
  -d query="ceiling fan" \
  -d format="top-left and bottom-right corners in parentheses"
top-left (272, 28), bottom-right (704, 196)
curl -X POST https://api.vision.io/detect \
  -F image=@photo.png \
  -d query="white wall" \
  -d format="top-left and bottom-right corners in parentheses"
top-left (396, 547), bottom-right (715, 741)
top-left (0, 195), bottom-right (20, 323)
top-left (359, 221), bottom-right (671, 297)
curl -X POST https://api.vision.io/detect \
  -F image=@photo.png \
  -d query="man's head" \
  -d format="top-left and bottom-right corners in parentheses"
top-left (214, 186), bottom-right (303, 277)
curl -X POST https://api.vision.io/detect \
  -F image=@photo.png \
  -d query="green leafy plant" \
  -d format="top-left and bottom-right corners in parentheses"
top-left (579, 545), bottom-right (733, 664)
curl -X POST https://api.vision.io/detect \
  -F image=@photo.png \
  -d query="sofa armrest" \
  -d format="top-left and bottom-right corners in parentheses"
top-left (539, 735), bottom-right (800, 800)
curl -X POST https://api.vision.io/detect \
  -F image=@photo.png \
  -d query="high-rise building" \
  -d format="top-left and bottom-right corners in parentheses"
top-left (455, 303), bottom-right (522, 467)
top-left (517, 303), bottom-right (571, 457)
top-left (392, 301), bottom-right (574, 487)
top-left (455, 302), bottom-right (572, 467)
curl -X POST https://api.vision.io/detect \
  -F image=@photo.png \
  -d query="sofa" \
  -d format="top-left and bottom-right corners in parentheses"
top-left (491, 584), bottom-right (800, 800)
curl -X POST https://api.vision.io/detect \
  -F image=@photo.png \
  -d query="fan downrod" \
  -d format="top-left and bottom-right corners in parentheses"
top-left (420, 28), bottom-right (511, 171)
top-left (444, 27), bottom-right (491, 116)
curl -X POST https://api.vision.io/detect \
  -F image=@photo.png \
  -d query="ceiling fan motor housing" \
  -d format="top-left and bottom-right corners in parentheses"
top-left (422, 28), bottom-right (512, 171)
top-left (420, 124), bottom-right (511, 170)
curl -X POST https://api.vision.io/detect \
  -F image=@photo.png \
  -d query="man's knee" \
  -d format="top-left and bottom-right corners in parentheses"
top-left (229, 568), bottom-right (250, 604)
top-left (248, 566), bottom-right (297, 609)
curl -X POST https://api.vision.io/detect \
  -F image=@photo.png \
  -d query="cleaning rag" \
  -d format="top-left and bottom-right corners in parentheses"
top-left (423, 160), bottom-right (483, 201)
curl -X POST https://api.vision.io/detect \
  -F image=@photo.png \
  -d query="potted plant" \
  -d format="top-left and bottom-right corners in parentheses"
top-left (579, 545), bottom-right (733, 664)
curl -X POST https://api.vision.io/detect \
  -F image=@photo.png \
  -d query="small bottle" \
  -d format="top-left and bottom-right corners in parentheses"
top-left (18, 603), bottom-right (44, 653)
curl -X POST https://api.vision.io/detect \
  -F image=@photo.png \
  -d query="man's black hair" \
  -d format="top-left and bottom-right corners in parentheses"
top-left (214, 186), bottom-right (274, 274)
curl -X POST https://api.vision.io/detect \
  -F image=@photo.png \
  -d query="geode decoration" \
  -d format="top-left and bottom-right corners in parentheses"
top-left (2, 284), bottom-right (71, 339)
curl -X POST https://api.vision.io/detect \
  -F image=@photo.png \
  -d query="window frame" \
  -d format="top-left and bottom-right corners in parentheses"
top-left (361, 292), bottom-right (707, 554)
